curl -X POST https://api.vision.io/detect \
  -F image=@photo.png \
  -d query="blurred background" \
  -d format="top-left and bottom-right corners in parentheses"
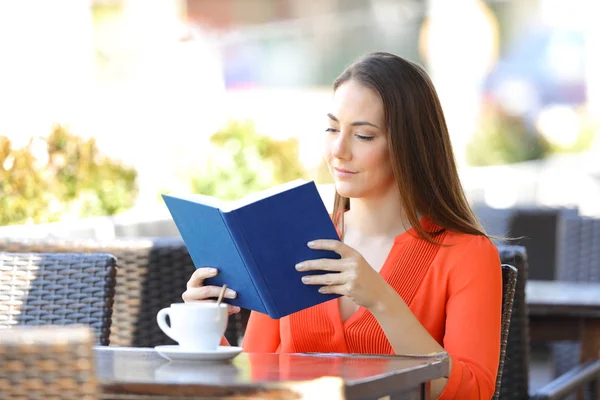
top-left (0, 0), bottom-right (599, 231)
top-left (2, 0), bottom-right (600, 393)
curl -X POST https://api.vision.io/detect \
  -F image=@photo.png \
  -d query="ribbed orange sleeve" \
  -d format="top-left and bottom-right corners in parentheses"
top-left (241, 310), bottom-right (281, 352)
top-left (437, 236), bottom-right (502, 399)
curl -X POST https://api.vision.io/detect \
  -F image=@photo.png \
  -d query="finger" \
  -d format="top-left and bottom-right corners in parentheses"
top-left (180, 297), bottom-right (240, 315)
top-left (295, 258), bottom-right (350, 272)
top-left (182, 286), bottom-right (237, 302)
top-left (301, 272), bottom-right (346, 287)
top-left (186, 267), bottom-right (218, 289)
top-left (307, 240), bottom-right (353, 257)
top-left (318, 284), bottom-right (347, 296)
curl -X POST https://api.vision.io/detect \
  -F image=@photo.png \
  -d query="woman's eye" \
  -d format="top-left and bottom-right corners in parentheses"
top-left (356, 134), bottom-right (374, 141)
top-left (325, 128), bottom-right (338, 133)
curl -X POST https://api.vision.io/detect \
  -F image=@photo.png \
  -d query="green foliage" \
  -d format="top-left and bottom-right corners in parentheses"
top-left (466, 105), bottom-right (551, 166)
top-left (190, 121), bottom-right (306, 200)
top-left (0, 137), bottom-right (48, 225)
top-left (0, 125), bottom-right (138, 226)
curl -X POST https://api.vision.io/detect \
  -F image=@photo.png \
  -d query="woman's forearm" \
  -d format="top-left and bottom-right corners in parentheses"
top-left (369, 283), bottom-right (450, 398)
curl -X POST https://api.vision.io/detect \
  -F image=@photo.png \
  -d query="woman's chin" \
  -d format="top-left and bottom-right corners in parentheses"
top-left (334, 182), bottom-right (360, 198)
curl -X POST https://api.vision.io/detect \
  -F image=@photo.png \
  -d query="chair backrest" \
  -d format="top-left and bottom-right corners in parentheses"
top-left (0, 325), bottom-right (97, 399)
top-left (473, 204), bottom-right (514, 240)
top-left (508, 207), bottom-right (579, 281)
top-left (496, 245), bottom-right (531, 400)
top-left (0, 238), bottom-right (248, 347)
top-left (494, 263), bottom-right (518, 399)
top-left (0, 252), bottom-right (116, 345)
top-left (557, 216), bottom-right (600, 282)
top-left (474, 204), bottom-right (578, 280)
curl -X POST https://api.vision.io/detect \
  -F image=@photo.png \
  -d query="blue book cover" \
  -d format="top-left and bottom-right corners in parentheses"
top-left (162, 180), bottom-right (341, 319)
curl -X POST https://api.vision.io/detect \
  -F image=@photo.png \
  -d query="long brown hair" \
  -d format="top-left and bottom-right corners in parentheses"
top-left (331, 52), bottom-right (486, 244)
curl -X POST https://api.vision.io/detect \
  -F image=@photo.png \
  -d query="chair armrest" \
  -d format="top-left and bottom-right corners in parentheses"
top-left (531, 359), bottom-right (600, 400)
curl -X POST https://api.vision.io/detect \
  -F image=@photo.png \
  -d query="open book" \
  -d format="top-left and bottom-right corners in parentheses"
top-left (162, 180), bottom-right (341, 319)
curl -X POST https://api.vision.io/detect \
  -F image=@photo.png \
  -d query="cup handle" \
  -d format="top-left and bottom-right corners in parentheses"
top-left (157, 307), bottom-right (177, 341)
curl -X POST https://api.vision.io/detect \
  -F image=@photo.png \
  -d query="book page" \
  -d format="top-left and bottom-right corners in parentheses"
top-left (221, 179), bottom-right (308, 212)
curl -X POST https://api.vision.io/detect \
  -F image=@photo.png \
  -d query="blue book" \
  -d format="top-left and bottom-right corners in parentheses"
top-left (162, 180), bottom-right (341, 319)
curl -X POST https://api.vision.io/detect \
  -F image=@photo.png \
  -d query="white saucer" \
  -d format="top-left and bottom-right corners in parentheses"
top-left (154, 345), bottom-right (242, 362)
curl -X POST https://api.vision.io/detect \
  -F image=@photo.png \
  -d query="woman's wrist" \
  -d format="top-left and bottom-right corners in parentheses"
top-left (369, 281), bottom-right (405, 318)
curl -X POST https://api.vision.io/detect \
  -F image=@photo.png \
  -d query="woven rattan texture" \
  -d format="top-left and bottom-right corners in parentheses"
top-left (0, 252), bottom-right (116, 346)
top-left (497, 245), bottom-right (531, 400)
top-left (0, 325), bottom-right (97, 399)
top-left (493, 263), bottom-right (518, 400)
top-left (0, 238), bottom-right (247, 347)
top-left (557, 216), bottom-right (600, 282)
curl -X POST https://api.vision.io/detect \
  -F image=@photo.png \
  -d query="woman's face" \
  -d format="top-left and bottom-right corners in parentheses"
top-left (324, 80), bottom-right (395, 199)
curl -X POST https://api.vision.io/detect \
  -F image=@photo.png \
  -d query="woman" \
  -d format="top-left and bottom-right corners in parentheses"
top-left (183, 52), bottom-right (502, 399)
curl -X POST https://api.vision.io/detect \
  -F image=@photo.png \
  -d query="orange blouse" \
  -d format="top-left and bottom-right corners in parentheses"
top-left (240, 219), bottom-right (502, 399)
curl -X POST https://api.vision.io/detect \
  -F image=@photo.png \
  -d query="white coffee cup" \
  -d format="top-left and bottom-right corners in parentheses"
top-left (156, 302), bottom-right (228, 352)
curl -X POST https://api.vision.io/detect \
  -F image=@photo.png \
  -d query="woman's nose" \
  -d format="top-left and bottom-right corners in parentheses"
top-left (331, 133), bottom-right (351, 161)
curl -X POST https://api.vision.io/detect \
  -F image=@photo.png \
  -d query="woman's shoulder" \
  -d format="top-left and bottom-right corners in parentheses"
top-left (438, 231), bottom-right (501, 273)
top-left (442, 230), bottom-right (497, 249)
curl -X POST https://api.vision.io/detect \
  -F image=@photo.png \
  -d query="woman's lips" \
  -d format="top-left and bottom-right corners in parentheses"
top-left (334, 167), bottom-right (357, 178)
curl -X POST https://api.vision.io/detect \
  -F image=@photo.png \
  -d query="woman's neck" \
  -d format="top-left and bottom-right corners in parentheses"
top-left (344, 188), bottom-right (409, 239)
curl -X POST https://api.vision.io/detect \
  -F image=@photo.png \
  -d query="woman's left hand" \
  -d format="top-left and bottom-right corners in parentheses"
top-left (295, 240), bottom-right (389, 310)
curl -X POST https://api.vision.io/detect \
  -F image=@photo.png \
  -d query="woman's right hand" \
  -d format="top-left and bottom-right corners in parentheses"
top-left (182, 267), bottom-right (241, 314)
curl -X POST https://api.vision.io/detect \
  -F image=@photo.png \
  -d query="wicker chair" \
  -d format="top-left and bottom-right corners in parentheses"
top-left (552, 216), bottom-right (600, 400)
top-left (474, 204), bottom-right (579, 280)
top-left (0, 252), bottom-right (116, 346)
top-left (473, 204), bottom-right (515, 241)
top-left (0, 237), bottom-right (249, 347)
top-left (498, 245), bottom-right (532, 399)
top-left (497, 245), bottom-right (600, 400)
top-left (0, 325), bottom-right (97, 399)
top-left (495, 263), bottom-right (519, 400)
